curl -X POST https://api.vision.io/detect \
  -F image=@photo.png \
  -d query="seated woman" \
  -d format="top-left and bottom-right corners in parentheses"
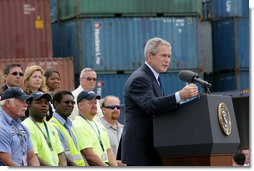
top-left (44, 69), bottom-right (61, 96)
top-left (22, 65), bottom-right (48, 119)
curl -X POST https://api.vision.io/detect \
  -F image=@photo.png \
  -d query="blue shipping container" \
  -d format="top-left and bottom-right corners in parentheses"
top-left (202, 0), bottom-right (249, 20)
top-left (50, 0), bottom-right (58, 23)
top-left (205, 71), bottom-right (249, 92)
top-left (212, 17), bottom-right (249, 71)
top-left (52, 17), bottom-right (212, 74)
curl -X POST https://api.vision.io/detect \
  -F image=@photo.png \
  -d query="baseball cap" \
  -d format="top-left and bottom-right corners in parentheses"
top-left (77, 90), bottom-right (101, 103)
top-left (26, 91), bottom-right (51, 103)
top-left (1, 87), bottom-right (30, 101)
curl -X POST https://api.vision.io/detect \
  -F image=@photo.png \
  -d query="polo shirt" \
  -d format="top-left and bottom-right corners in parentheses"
top-left (100, 118), bottom-right (123, 156)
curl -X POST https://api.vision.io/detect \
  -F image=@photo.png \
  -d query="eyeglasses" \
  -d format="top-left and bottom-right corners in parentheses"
top-left (10, 72), bottom-right (24, 77)
top-left (104, 105), bottom-right (121, 110)
top-left (85, 77), bottom-right (96, 81)
top-left (63, 100), bottom-right (75, 105)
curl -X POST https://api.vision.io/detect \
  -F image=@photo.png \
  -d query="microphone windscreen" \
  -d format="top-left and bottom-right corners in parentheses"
top-left (178, 70), bottom-right (198, 82)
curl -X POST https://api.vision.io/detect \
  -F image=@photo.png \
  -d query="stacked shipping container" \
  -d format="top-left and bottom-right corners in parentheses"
top-left (203, 0), bottom-right (249, 92)
top-left (0, 0), bottom-right (75, 91)
top-left (52, 17), bottom-right (212, 74)
top-left (51, 0), bottom-right (249, 124)
top-left (51, 0), bottom-right (212, 124)
top-left (0, 0), bottom-right (52, 59)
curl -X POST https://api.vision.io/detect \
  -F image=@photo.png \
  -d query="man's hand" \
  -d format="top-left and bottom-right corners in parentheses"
top-left (179, 83), bottom-right (199, 100)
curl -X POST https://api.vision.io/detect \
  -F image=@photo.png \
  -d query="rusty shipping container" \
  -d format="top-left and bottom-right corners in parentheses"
top-left (0, 57), bottom-right (74, 91)
top-left (0, 0), bottom-right (52, 59)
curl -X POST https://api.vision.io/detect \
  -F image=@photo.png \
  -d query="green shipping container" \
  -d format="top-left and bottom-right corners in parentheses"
top-left (59, 0), bottom-right (202, 20)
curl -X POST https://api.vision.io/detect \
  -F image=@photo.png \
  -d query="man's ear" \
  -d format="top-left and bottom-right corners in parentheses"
top-left (147, 52), bottom-right (153, 62)
top-left (53, 100), bottom-right (61, 109)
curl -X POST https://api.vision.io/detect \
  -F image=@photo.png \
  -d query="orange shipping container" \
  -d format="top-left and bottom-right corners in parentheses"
top-left (0, 0), bottom-right (52, 59)
top-left (0, 57), bottom-right (74, 91)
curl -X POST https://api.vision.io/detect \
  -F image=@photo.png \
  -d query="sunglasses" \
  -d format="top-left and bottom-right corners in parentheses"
top-left (104, 105), bottom-right (121, 110)
top-left (63, 100), bottom-right (75, 105)
top-left (10, 72), bottom-right (24, 77)
top-left (86, 77), bottom-right (96, 81)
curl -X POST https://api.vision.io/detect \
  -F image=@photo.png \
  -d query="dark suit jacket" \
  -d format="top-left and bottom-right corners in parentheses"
top-left (121, 64), bottom-right (179, 166)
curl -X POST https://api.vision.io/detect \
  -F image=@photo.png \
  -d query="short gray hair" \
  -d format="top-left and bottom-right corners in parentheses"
top-left (144, 37), bottom-right (171, 60)
top-left (80, 68), bottom-right (95, 78)
top-left (0, 99), bottom-right (6, 107)
top-left (0, 98), bottom-right (14, 107)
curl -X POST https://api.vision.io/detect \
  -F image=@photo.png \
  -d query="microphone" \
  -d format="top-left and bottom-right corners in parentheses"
top-left (178, 70), bottom-right (212, 88)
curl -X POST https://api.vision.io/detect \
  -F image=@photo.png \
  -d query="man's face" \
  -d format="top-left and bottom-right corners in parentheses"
top-left (80, 71), bottom-right (97, 91)
top-left (7, 98), bottom-right (28, 119)
top-left (147, 44), bottom-right (171, 73)
top-left (54, 94), bottom-right (75, 118)
top-left (78, 98), bottom-right (97, 117)
top-left (102, 97), bottom-right (121, 121)
top-left (29, 97), bottom-right (49, 119)
top-left (4, 66), bottom-right (23, 87)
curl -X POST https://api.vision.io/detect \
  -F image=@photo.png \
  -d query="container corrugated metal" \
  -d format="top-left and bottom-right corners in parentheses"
top-left (204, 71), bottom-right (249, 92)
top-left (0, 0), bottom-right (52, 59)
top-left (198, 21), bottom-right (213, 73)
top-left (0, 57), bottom-right (74, 91)
top-left (59, 0), bottom-right (202, 20)
top-left (52, 17), bottom-right (212, 74)
top-left (212, 17), bottom-right (249, 72)
top-left (202, 0), bottom-right (249, 20)
top-left (50, 0), bottom-right (58, 23)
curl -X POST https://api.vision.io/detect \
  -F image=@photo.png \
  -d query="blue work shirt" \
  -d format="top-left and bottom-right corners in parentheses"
top-left (0, 108), bottom-right (33, 166)
top-left (52, 112), bottom-right (78, 150)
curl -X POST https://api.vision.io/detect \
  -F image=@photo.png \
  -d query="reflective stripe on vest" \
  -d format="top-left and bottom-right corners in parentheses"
top-left (49, 117), bottom-right (86, 166)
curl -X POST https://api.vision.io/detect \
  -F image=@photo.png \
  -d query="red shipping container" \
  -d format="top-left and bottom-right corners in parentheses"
top-left (0, 57), bottom-right (74, 91)
top-left (0, 0), bottom-right (52, 59)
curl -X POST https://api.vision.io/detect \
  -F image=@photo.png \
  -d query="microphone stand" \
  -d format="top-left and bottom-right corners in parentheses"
top-left (202, 84), bottom-right (211, 95)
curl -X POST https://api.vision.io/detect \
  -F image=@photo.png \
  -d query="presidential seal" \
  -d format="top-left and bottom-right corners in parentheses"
top-left (217, 103), bottom-right (232, 135)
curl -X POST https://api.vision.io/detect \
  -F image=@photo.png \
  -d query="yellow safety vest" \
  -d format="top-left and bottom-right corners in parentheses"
top-left (50, 117), bottom-right (86, 166)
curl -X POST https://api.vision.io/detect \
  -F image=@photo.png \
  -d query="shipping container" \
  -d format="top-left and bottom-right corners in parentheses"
top-left (0, 57), bottom-right (74, 91)
top-left (199, 21), bottom-right (213, 73)
top-left (202, 0), bottom-right (249, 20)
top-left (52, 17), bottom-right (212, 74)
top-left (58, 0), bottom-right (202, 20)
top-left (50, 0), bottom-right (58, 23)
top-left (0, 0), bottom-right (52, 59)
top-left (212, 17), bottom-right (249, 72)
top-left (204, 70), bottom-right (249, 92)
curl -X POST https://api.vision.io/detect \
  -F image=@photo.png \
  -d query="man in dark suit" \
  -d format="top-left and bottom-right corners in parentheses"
top-left (121, 37), bottom-right (199, 166)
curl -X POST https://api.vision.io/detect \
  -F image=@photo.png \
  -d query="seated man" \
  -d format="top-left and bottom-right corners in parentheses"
top-left (100, 95), bottom-right (126, 166)
top-left (0, 87), bottom-right (39, 166)
top-left (49, 90), bottom-right (87, 166)
top-left (23, 92), bottom-right (67, 166)
top-left (73, 90), bottom-right (117, 166)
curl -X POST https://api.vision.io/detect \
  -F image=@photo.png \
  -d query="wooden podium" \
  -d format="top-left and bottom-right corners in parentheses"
top-left (153, 94), bottom-right (240, 166)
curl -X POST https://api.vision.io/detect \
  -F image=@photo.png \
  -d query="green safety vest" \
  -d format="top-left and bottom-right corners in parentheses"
top-left (50, 117), bottom-right (86, 166)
